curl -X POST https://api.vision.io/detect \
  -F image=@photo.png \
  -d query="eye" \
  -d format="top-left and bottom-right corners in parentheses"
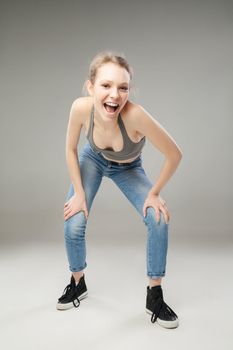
top-left (120, 87), bottom-right (129, 91)
top-left (102, 84), bottom-right (110, 88)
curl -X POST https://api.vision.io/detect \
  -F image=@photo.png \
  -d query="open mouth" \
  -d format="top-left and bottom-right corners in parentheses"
top-left (103, 102), bottom-right (119, 113)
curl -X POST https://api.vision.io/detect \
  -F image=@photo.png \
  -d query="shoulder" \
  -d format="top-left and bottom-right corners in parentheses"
top-left (128, 103), bottom-right (183, 157)
top-left (122, 101), bottom-right (152, 125)
top-left (121, 100), bottom-right (139, 115)
top-left (121, 101), bottom-right (152, 138)
top-left (71, 96), bottom-right (92, 109)
top-left (70, 96), bottom-right (92, 124)
top-left (124, 102), bottom-right (161, 135)
top-left (124, 101), bottom-right (168, 141)
top-left (67, 97), bottom-right (93, 136)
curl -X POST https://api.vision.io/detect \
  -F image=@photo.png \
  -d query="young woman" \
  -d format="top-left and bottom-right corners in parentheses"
top-left (56, 51), bottom-right (182, 329)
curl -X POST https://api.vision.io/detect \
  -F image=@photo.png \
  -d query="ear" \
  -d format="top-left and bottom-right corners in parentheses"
top-left (86, 80), bottom-right (94, 96)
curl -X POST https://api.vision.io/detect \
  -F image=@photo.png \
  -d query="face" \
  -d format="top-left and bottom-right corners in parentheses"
top-left (87, 62), bottom-right (130, 121)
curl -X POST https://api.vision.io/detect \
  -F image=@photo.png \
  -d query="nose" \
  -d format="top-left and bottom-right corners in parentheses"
top-left (110, 87), bottom-right (119, 98)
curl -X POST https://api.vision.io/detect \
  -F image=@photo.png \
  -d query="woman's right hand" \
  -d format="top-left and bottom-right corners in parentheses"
top-left (64, 193), bottom-right (89, 221)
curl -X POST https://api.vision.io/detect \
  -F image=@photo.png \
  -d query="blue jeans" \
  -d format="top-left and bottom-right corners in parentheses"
top-left (64, 141), bottom-right (168, 279)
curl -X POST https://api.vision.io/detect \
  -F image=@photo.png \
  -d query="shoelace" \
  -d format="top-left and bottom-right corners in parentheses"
top-left (58, 282), bottom-right (81, 308)
top-left (151, 296), bottom-right (178, 323)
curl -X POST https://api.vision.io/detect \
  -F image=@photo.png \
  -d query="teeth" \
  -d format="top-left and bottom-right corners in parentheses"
top-left (105, 102), bottom-right (119, 107)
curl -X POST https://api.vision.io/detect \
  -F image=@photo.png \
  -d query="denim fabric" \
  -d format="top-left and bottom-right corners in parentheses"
top-left (64, 141), bottom-right (169, 279)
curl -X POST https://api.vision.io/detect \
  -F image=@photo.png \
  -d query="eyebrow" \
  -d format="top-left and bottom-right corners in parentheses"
top-left (100, 79), bottom-right (129, 85)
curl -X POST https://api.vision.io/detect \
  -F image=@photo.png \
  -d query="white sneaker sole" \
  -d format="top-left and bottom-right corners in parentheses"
top-left (146, 308), bottom-right (179, 328)
top-left (56, 291), bottom-right (88, 310)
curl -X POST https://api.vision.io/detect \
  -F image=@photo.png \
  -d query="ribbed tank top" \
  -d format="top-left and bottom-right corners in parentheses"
top-left (86, 105), bottom-right (146, 161)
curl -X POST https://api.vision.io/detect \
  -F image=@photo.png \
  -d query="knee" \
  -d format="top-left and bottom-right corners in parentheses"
top-left (143, 207), bottom-right (168, 229)
top-left (64, 211), bottom-right (87, 240)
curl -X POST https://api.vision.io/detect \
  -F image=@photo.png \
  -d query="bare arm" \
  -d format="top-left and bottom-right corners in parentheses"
top-left (65, 98), bottom-right (85, 196)
top-left (134, 104), bottom-right (183, 196)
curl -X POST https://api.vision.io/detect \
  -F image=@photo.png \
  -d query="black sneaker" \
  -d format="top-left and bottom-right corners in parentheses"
top-left (56, 274), bottom-right (88, 310)
top-left (146, 285), bottom-right (179, 328)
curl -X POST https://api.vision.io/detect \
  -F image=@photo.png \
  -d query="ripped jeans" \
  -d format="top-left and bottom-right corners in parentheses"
top-left (64, 141), bottom-right (169, 279)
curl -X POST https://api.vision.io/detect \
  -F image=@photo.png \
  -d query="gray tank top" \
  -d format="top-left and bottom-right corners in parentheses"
top-left (86, 105), bottom-right (146, 161)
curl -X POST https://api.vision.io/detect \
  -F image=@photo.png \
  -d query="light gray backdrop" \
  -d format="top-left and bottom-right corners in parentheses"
top-left (1, 0), bottom-right (232, 244)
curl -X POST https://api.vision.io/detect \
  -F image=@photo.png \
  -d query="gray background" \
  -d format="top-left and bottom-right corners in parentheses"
top-left (0, 1), bottom-right (233, 241)
top-left (1, 1), bottom-right (233, 349)
top-left (1, 0), bottom-right (232, 243)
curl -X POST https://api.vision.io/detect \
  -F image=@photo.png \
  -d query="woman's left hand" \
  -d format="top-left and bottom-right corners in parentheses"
top-left (143, 193), bottom-right (170, 224)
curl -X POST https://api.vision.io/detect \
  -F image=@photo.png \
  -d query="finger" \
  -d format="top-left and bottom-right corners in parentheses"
top-left (154, 207), bottom-right (160, 223)
top-left (164, 207), bottom-right (170, 223)
top-left (83, 204), bottom-right (89, 220)
top-left (143, 205), bottom-right (147, 217)
top-left (64, 206), bottom-right (71, 214)
top-left (64, 210), bottom-right (73, 220)
top-left (82, 207), bottom-right (88, 220)
top-left (159, 206), bottom-right (169, 224)
top-left (167, 211), bottom-right (170, 223)
top-left (64, 208), bottom-right (72, 218)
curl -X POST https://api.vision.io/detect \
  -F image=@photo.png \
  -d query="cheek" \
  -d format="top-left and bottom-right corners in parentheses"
top-left (122, 95), bottom-right (129, 103)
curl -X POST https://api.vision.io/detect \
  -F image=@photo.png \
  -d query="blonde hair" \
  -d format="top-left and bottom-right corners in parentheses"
top-left (82, 50), bottom-right (134, 96)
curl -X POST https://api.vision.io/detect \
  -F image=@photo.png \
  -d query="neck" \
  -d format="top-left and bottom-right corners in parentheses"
top-left (93, 106), bottom-right (119, 132)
